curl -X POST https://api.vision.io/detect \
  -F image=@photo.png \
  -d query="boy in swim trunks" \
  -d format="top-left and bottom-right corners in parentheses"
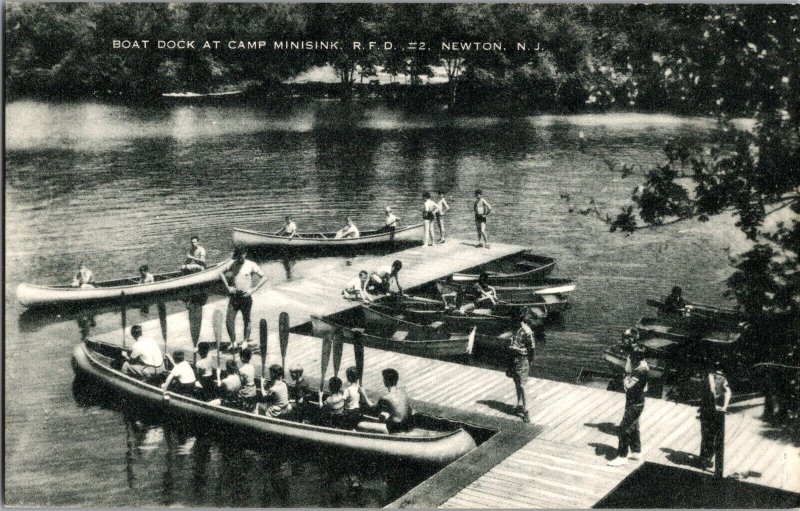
top-left (221, 248), bottom-right (267, 349)
top-left (473, 189), bottom-right (492, 248)
top-left (422, 192), bottom-right (437, 246)
top-left (435, 190), bottom-right (450, 243)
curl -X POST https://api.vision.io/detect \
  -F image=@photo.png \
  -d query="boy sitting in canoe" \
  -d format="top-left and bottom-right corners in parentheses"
top-left (181, 235), bottom-right (207, 273)
top-left (358, 368), bottom-right (414, 434)
top-left (121, 325), bottom-right (166, 382)
top-left (323, 376), bottom-right (347, 429)
top-left (334, 217), bottom-right (360, 239)
top-left (71, 262), bottom-right (95, 288)
top-left (259, 364), bottom-right (291, 418)
top-left (275, 216), bottom-right (298, 237)
top-left (208, 360), bottom-right (242, 408)
top-left (288, 364), bottom-right (311, 421)
top-left (341, 366), bottom-right (363, 429)
top-left (161, 350), bottom-right (200, 396)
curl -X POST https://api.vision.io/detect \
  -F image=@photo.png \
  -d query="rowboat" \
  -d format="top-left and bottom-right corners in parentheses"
top-left (232, 224), bottom-right (424, 249)
top-left (369, 300), bottom-right (524, 336)
top-left (72, 340), bottom-right (476, 466)
top-left (646, 299), bottom-right (742, 328)
top-left (311, 314), bottom-right (475, 358)
top-left (450, 251), bottom-right (556, 282)
top-left (16, 259), bottom-right (234, 308)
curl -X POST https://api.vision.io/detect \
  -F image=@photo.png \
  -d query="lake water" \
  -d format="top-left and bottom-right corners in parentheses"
top-left (4, 99), bottom-right (741, 507)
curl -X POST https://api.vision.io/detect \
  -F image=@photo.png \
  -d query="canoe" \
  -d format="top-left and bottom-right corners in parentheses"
top-left (369, 300), bottom-right (525, 336)
top-left (436, 280), bottom-right (574, 311)
top-left (16, 259), bottom-right (234, 308)
top-left (361, 305), bottom-right (501, 351)
top-left (72, 340), bottom-right (476, 466)
top-left (311, 314), bottom-right (474, 358)
top-left (450, 251), bottom-right (556, 282)
top-left (636, 316), bottom-right (742, 345)
top-left (233, 224), bottom-right (424, 249)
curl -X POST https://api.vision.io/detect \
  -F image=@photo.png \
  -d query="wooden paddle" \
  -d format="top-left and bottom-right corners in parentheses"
top-left (353, 330), bottom-right (365, 386)
top-left (120, 291), bottom-right (127, 348)
top-left (319, 333), bottom-right (332, 405)
top-left (332, 331), bottom-right (343, 378)
top-left (279, 312), bottom-right (290, 369)
top-left (213, 309), bottom-right (224, 385)
top-left (157, 302), bottom-right (168, 354)
top-left (259, 319), bottom-right (268, 380)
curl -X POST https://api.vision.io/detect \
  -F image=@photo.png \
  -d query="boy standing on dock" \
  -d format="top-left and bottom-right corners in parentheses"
top-left (698, 363), bottom-right (731, 472)
top-left (221, 248), bottom-right (267, 348)
top-left (609, 345), bottom-right (649, 466)
top-left (473, 189), bottom-right (492, 248)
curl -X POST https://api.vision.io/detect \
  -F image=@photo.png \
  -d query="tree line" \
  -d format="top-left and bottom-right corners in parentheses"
top-left (4, 3), bottom-right (794, 116)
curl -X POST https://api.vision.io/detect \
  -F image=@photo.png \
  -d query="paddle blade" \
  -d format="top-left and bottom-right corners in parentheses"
top-left (320, 333), bottom-right (332, 392)
top-left (213, 309), bottom-right (224, 368)
top-left (332, 332), bottom-right (343, 377)
top-left (467, 327), bottom-right (477, 355)
top-left (259, 319), bottom-right (268, 378)
top-left (157, 302), bottom-right (168, 342)
top-left (353, 330), bottom-right (365, 385)
top-left (120, 292), bottom-right (127, 347)
top-left (279, 312), bottom-right (290, 367)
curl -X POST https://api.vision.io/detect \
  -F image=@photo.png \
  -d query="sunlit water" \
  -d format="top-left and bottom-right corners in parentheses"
top-left (4, 99), bottom-right (742, 506)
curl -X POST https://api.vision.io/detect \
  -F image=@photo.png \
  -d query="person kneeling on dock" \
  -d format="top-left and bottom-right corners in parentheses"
top-left (367, 260), bottom-right (403, 296)
top-left (358, 368), bottom-right (414, 434)
top-left (342, 270), bottom-right (373, 302)
top-left (161, 350), bottom-right (200, 396)
top-left (259, 364), bottom-right (292, 418)
top-left (122, 325), bottom-right (166, 382)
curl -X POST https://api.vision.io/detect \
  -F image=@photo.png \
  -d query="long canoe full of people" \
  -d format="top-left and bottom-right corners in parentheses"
top-left (120, 323), bottom-right (414, 434)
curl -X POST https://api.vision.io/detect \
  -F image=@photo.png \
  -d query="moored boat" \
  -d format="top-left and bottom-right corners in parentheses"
top-left (368, 300), bottom-right (521, 336)
top-left (72, 340), bottom-right (476, 466)
top-left (436, 280), bottom-right (573, 312)
top-left (16, 259), bottom-right (233, 308)
top-left (603, 345), bottom-right (667, 379)
top-left (311, 314), bottom-right (474, 358)
top-left (635, 316), bottom-right (742, 345)
top-left (233, 224), bottom-right (424, 249)
top-left (450, 251), bottom-right (556, 282)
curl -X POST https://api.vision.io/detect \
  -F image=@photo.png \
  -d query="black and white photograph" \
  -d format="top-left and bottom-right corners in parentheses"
top-left (3, 2), bottom-right (799, 508)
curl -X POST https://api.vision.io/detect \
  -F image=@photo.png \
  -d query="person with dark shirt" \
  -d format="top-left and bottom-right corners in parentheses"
top-left (506, 309), bottom-right (538, 423)
top-left (609, 346), bottom-right (649, 466)
top-left (698, 363), bottom-right (732, 470)
top-left (358, 368), bottom-right (414, 433)
top-left (662, 286), bottom-right (686, 315)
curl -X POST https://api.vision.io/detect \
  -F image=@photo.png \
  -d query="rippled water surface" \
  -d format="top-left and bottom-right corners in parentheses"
top-left (4, 100), bottom-right (741, 507)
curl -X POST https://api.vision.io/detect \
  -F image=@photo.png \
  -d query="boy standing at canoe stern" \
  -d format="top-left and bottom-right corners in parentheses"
top-left (181, 235), bottom-right (207, 272)
top-left (359, 368), bottom-right (414, 434)
top-left (473, 189), bottom-right (492, 248)
top-left (380, 206), bottom-right (398, 233)
top-left (221, 248), bottom-right (267, 349)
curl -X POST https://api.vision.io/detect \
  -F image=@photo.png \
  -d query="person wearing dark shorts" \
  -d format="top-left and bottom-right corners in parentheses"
top-left (506, 309), bottom-right (537, 422)
top-left (359, 368), bottom-right (414, 434)
top-left (422, 192), bottom-right (437, 246)
top-left (473, 189), bottom-right (492, 248)
top-left (221, 248), bottom-right (267, 349)
top-left (609, 345), bottom-right (649, 466)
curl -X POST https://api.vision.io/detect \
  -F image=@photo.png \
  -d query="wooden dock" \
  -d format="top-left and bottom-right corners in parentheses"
top-left (91, 240), bottom-right (800, 508)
